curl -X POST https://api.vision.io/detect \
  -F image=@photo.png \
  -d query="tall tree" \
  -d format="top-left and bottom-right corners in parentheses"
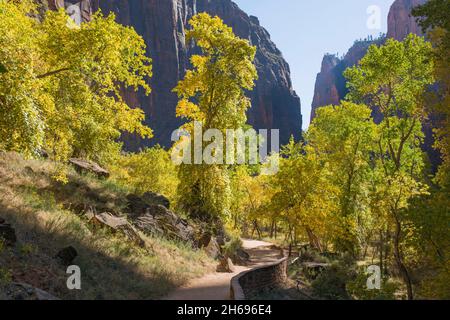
top-left (413, 0), bottom-right (450, 187)
top-left (308, 102), bottom-right (376, 256)
top-left (173, 13), bottom-right (257, 222)
top-left (345, 34), bottom-right (435, 299)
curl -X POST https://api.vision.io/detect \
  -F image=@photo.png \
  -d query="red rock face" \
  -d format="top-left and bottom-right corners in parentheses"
top-left (387, 0), bottom-right (427, 40)
top-left (87, 0), bottom-right (302, 149)
top-left (310, 38), bottom-right (385, 123)
top-left (310, 55), bottom-right (341, 122)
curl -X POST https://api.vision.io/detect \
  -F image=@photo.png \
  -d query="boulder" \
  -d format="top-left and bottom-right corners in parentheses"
top-left (233, 248), bottom-right (251, 265)
top-left (87, 211), bottom-right (145, 247)
top-left (302, 262), bottom-right (330, 280)
top-left (204, 237), bottom-right (221, 259)
top-left (2, 283), bottom-right (59, 300)
top-left (126, 193), bottom-right (170, 216)
top-left (141, 191), bottom-right (170, 209)
top-left (131, 205), bottom-right (195, 243)
top-left (55, 246), bottom-right (78, 266)
top-left (197, 232), bottom-right (213, 249)
top-left (216, 257), bottom-right (235, 273)
top-left (69, 158), bottom-right (109, 179)
top-left (0, 220), bottom-right (17, 246)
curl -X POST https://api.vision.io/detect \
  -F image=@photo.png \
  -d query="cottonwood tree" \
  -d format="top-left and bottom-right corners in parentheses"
top-left (0, 1), bottom-right (152, 162)
top-left (408, 1), bottom-right (450, 299)
top-left (307, 102), bottom-right (376, 256)
top-left (269, 138), bottom-right (335, 252)
top-left (173, 13), bottom-right (257, 222)
top-left (345, 34), bottom-right (435, 299)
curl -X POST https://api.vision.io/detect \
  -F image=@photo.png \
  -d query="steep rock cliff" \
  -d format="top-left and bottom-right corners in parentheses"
top-left (310, 38), bottom-right (385, 122)
top-left (387, 0), bottom-right (427, 40)
top-left (88, 0), bottom-right (302, 149)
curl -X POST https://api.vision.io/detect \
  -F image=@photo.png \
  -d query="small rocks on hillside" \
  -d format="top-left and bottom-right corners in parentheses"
top-left (2, 283), bottom-right (59, 300)
top-left (216, 257), bottom-right (235, 273)
top-left (86, 211), bottom-right (145, 248)
top-left (69, 158), bottom-right (109, 179)
top-left (55, 246), bottom-right (78, 266)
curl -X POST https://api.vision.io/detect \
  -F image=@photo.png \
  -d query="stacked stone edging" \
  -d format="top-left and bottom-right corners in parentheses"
top-left (230, 249), bottom-right (288, 300)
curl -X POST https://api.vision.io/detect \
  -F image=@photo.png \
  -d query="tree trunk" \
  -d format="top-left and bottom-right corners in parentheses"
top-left (393, 216), bottom-right (414, 300)
top-left (270, 220), bottom-right (275, 238)
top-left (379, 230), bottom-right (384, 277)
top-left (306, 227), bottom-right (322, 252)
top-left (253, 220), bottom-right (262, 239)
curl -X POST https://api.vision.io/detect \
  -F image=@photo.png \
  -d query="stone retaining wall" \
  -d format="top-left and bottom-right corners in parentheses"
top-left (230, 257), bottom-right (288, 300)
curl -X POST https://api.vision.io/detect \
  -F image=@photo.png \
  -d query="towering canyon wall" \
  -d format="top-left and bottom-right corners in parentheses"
top-left (387, 0), bottom-right (426, 40)
top-left (62, 0), bottom-right (301, 149)
top-left (310, 38), bottom-right (385, 122)
top-left (43, 0), bottom-right (302, 148)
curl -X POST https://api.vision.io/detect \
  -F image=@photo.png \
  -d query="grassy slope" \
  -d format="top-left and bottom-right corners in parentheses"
top-left (0, 152), bottom-right (214, 299)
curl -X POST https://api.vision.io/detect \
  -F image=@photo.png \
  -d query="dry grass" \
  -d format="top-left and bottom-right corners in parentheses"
top-left (0, 151), bottom-right (214, 299)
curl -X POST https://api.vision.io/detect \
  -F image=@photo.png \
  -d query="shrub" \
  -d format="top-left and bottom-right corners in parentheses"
top-left (347, 268), bottom-right (399, 300)
top-left (311, 263), bottom-right (352, 300)
top-left (222, 236), bottom-right (243, 259)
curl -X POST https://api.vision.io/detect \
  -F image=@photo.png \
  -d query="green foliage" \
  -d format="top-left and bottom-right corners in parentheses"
top-left (173, 13), bottom-right (257, 221)
top-left (347, 269), bottom-right (398, 300)
top-left (308, 102), bottom-right (376, 254)
top-left (0, 267), bottom-right (12, 286)
top-left (412, 0), bottom-right (450, 32)
top-left (0, 1), bottom-right (152, 161)
top-left (311, 264), bottom-right (352, 300)
top-left (222, 235), bottom-right (243, 259)
top-left (270, 138), bottom-right (333, 250)
top-left (413, 1), bottom-right (450, 189)
top-left (110, 146), bottom-right (179, 202)
top-left (345, 34), bottom-right (435, 300)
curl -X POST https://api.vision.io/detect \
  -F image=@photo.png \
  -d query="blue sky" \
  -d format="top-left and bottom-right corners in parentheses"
top-left (233, 0), bottom-right (393, 129)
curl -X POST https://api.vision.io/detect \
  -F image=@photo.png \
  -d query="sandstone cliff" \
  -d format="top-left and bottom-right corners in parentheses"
top-left (387, 0), bottom-right (427, 40)
top-left (90, 0), bottom-right (302, 149)
top-left (310, 38), bottom-right (385, 122)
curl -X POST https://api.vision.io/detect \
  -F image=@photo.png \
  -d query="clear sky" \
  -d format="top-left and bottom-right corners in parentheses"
top-left (233, 0), bottom-right (394, 129)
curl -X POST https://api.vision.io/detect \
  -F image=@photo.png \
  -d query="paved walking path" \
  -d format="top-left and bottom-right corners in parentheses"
top-left (164, 239), bottom-right (282, 300)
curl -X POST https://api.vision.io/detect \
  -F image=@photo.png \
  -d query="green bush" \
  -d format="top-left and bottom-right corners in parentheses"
top-left (347, 268), bottom-right (398, 300)
top-left (311, 263), bottom-right (352, 300)
top-left (222, 236), bottom-right (243, 259)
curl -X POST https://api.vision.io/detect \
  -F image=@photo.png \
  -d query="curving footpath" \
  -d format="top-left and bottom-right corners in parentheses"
top-left (164, 239), bottom-right (283, 300)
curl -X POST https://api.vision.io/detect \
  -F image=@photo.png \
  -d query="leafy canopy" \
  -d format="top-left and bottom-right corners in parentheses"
top-left (0, 1), bottom-right (152, 161)
top-left (173, 13), bottom-right (257, 220)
